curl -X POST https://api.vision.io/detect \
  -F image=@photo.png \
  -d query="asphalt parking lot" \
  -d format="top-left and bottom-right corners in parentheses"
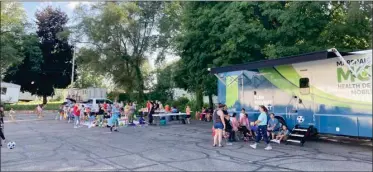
top-left (1, 113), bottom-right (372, 171)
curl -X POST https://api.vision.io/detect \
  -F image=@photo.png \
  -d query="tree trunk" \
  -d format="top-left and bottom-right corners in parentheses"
top-left (134, 65), bottom-right (145, 102)
top-left (208, 93), bottom-right (213, 108)
top-left (196, 88), bottom-right (203, 111)
top-left (42, 95), bottom-right (48, 105)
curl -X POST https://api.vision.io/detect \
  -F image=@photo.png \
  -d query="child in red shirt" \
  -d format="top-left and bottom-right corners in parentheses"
top-left (73, 104), bottom-right (81, 128)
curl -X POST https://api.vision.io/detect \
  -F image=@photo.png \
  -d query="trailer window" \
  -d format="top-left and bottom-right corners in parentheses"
top-left (299, 78), bottom-right (310, 95)
top-left (1, 87), bottom-right (7, 95)
top-left (299, 78), bottom-right (309, 88)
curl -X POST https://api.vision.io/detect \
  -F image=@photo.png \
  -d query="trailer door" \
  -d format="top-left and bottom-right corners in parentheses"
top-left (297, 69), bottom-right (315, 126)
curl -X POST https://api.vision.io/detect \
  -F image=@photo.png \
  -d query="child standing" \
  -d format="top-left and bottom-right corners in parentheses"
top-left (230, 113), bottom-right (239, 142)
top-left (9, 108), bottom-right (16, 121)
top-left (109, 105), bottom-right (120, 132)
top-left (36, 104), bottom-right (43, 118)
top-left (186, 105), bottom-right (191, 124)
top-left (68, 106), bottom-right (74, 123)
top-left (56, 105), bottom-right (63, 120)
top-left (73, 104), bottom-right (81, 128)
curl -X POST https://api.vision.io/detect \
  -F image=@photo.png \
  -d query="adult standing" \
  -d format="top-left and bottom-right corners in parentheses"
top-left (148, 101), bottom-right (155, 125)
top-left (250, 105), bottom-right (272, 150)
top-left (132, 102), bottom-right (137, 111)
top-left (0, 105), bottom-right (6, 146)
top-left (213, 104), bottom-right (226, 147)
top-left (129, 102), bottom-right (135, 124)
top-left (103, 102), bottom-right (108, 114)
top-left (146, 101), bottom-right (151, 113)
top-left (94, 103), bottom-right (99, 116)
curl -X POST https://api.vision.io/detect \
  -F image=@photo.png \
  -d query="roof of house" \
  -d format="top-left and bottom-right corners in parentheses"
top-left (1, 82), bottom-right (21, 88)
top-left (209, 50), bottom-right (355, 74)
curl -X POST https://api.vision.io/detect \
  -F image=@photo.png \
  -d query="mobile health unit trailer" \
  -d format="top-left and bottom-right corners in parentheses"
top-left (210, 49), bottom-right (372, 145)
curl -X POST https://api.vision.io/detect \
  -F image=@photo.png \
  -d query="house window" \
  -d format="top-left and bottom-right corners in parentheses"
top-left (1, 87), bottom-right (7, 95)
top-left (299, 78), bottom-right (310, 95)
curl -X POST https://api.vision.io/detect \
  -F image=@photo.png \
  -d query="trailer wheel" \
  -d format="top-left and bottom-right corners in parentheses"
top-left (275, 116), bottom-right (287, 127)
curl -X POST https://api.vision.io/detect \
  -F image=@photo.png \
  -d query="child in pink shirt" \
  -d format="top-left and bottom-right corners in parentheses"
top-left (230, 113), bottom-right (239, 141)
top-left (239, 113), bottom-right (253, 141)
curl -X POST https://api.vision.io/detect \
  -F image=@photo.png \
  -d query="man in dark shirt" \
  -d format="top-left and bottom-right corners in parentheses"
top-left (148, 101), bottom-right (155, 125)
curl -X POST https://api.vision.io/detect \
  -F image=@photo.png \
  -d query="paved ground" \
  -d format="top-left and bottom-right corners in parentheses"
top-left (1, 113), bottom-right (372, 171)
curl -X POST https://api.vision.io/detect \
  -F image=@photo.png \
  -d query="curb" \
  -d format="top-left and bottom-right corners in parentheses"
top-left (5, 110), bottom-right (58, 114)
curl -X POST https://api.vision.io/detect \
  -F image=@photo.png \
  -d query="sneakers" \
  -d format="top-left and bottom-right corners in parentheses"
top-left (264, 144), bottom-right (272, 150)
top-left (275, 140), bottom-right (281, 144)
top-left (74, 126), bottom-right (78, 129)
top-left (226, 142), bottom-right (233, 146)
top-left (250, 143), bottom-right (257, 149)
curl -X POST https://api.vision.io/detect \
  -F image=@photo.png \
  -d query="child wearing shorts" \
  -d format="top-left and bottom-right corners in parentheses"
top-left (273, 125), bottom-right (290, 144)
top-left (186, 105), bottom-right (191, 124)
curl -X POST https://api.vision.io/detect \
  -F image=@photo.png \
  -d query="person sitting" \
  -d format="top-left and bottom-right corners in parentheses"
top-left (238, 113), bottom-right (253, 141)
top-left (223, 112), bottom-right (233, 143)
top-left (272, 125), bottom-right (290, 144)
top-left (171, 106), bottom-right (178, 120)
top-left (171, 106), bottom-right (178, 113)
top-left (239, 108), bottom-right (246, 122)
top-left (267, 113), bottom-right (281, 139)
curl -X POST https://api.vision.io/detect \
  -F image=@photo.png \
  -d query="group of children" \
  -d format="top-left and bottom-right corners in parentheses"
top-left (57, 102), bottom-right (145, 132)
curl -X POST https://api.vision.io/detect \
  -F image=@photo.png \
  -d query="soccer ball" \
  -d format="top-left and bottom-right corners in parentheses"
top-left (296, 116), bottom-right (305, 123)
top-left (7, 141), bottom-right (16, 149)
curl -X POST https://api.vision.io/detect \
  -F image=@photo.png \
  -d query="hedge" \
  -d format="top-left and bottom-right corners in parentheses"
top-left (4, 102), bottom-right (61, 111)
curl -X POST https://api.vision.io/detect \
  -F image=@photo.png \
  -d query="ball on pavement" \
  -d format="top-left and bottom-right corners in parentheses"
top-left (7, 141), bottom-right (16, 149)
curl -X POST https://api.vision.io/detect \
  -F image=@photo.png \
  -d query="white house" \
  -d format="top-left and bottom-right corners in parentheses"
top-left (1, 82), bottom-right (21, 104)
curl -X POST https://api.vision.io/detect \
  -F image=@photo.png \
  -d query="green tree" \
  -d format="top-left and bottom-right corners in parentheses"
top-left (75, 2), bottom-right (182, 101)
top-left (0, 2), bottom-right (27, 76)
top-left (3, 34), bottom-right (43, 94)
top-left (5, 6), bottom-right (75, 104)
top-left (73, 66), bottom-right (105, 89)
top-left (175, 1), bottom-right (372, 109)
top-left (149, 62), bottom-right (177, 103)
top-left (36, 7), bottom-right (74, 104)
